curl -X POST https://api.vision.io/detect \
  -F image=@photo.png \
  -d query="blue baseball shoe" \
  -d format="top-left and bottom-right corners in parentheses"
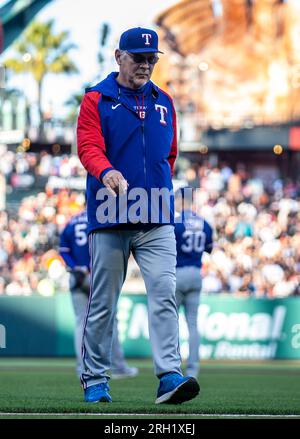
top-left (155, 372), bottom-right (200, 404)
top-left (84, 383), bottom-right (112, 403)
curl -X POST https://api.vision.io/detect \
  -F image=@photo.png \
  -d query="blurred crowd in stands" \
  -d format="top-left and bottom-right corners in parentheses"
top-left (0, 148), bottom-right (299, 298)
top-left (0, 188), bottom-right (85, 296)
top-left (0, 145), bottom-right (85, 181)
top-left (181, 161), bottom-right (300, 298)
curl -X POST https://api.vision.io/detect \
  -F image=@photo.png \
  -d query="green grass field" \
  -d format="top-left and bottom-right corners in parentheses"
top-left (0, 358), bottom-right (299, 419)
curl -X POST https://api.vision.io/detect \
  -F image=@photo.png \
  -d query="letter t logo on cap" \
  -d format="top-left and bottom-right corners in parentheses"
top-left (142, 33), bottom-right (152, 46)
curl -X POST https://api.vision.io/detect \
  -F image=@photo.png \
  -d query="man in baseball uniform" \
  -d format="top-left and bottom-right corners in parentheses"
top-left (77, 27), bottom-right (200, 404)
top-left (174, 188), bottom-right (213, 378)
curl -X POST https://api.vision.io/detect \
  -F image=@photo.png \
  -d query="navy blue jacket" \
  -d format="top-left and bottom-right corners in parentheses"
top-left (77, 72), bottom-right (177, 233)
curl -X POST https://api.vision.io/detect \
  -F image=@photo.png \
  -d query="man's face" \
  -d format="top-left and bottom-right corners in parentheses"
top-left (115, 50), bottom-right (158, 89)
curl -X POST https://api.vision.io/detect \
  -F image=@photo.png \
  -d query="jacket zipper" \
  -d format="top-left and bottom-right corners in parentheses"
top-left (141, 120), bottom-right (147, 186)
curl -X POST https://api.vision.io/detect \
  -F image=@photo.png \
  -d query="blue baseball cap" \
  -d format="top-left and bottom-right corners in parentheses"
top-left (119, 27), bottom-right (163, 54)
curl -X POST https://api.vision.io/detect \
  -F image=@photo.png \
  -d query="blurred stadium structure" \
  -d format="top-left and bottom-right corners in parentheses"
top-left (152, 0), bottom-right (300, 181)
top-left (0, 0), bottom-right (52, 52)
top-left (1, 1), bottom-right (300, 171)
top-left (0, 0), bottom-right (74, 151)
top-left (155, 0), bottom-right (300, 127)
top-left (0, 3), bottom-right (299, 297)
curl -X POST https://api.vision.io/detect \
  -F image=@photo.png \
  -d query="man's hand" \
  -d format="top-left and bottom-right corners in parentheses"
top-left (70, 266), bottom-right (88, 290)
top-left (102, 170), bottom-right (128, 197)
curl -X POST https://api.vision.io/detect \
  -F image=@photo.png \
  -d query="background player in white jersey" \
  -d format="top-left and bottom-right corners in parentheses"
top-left (59, 209), bottom-right (138, 379)
top-left (174, 188), bottom-right (213, 378)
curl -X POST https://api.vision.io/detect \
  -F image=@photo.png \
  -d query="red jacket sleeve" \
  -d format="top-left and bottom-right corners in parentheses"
top-left (168, 100), bottom-right (178, 176)
top-left (77, 91), bottom-right (113, 179)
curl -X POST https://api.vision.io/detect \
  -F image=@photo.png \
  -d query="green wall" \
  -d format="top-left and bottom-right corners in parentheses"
top-left (0, 293), bottom-right (300, 359)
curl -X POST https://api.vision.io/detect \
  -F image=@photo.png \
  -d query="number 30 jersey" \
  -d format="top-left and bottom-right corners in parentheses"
top-left (59, 210), bottom-right (90, 270)
top-left (174, 209), bottom-right (213, 268)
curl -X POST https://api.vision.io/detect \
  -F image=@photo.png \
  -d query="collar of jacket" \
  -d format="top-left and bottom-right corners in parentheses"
top-left (85, 72), bottom-right (159, 101)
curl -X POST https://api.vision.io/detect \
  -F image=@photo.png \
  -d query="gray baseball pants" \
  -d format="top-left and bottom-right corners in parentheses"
top-left (71, 288), bottom-right (131, 378)
top-left (81, 225), bottom-right (182, 388)
top-left (175, 266), bottom-right (202, 377)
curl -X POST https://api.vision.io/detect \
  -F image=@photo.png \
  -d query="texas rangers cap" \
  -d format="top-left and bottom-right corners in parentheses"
top-left (119, 27), bottom-right (163, 53)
